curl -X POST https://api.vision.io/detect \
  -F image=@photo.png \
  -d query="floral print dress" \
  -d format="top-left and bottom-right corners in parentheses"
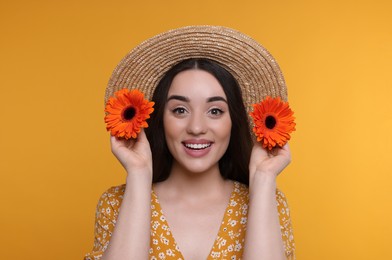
top-left (84, 181), bottom-right (295, 259)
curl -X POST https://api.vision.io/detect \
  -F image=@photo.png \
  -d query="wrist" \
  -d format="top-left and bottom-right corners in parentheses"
top-left (124, 173), bottom-right (152, 199)
top-left (126, 168), bottom-right (152, 183)
top-left (249, 172), bottom-right (277, 193)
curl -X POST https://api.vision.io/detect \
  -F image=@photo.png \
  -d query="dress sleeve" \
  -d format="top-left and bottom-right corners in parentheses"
top-left (84, 186), bottom-right (124, 260)
top-left (276, 189), bottom-right (296, 260)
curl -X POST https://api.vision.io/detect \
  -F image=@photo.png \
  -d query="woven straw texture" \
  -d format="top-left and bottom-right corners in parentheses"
top-left (105, 25), bottom-right (287, 131)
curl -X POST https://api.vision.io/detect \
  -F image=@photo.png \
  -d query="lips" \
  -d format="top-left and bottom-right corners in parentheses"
top-left (182, 140), bottom-right (213, 157)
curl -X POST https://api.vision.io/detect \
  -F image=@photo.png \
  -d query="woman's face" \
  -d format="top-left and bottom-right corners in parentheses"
top-left (163, 69), bottom-right (232, 175)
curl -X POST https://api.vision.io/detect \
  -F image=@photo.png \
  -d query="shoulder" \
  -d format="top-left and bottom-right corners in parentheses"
top-left (233, 181), bottom-right (249, 195)
top-left (95, 184), bottom-right (126, 218)
top-left (232, 181), bottom-right (250, 204)
top-left (99, 184), bottom-right (126, 204)
top-left (100, 184), bottom-right (126, 199)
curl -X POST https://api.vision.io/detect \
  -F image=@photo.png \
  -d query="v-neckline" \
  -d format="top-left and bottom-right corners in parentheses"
top-left (151, 181), bottom-right (238, 259)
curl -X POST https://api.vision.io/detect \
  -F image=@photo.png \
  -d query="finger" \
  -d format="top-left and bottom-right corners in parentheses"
top-left (110, 135), bottom-right (136, 150)
top-left (279, 143), bottom-right (292, 162)
top-left (133, 129), bottom-right (151, 149)
top-left (110, 135), bottom-right (117, 146)
top-left (282, 143), bottom-right (290, 153)
top-left (251, 142), bottom-right (268, 159)
top-left (137, 129), bottom-right (147, 143)
top-left (269, 142), bottom-right (291, 156)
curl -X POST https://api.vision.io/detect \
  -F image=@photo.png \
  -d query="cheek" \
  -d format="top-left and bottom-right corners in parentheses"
top-left (163, 112), bottom-right (183, 150)
top-left (213, 116), bottom-right (232, 143)
top-left (163, 112), bottom-right (174, 139)
top-left (163, 116), bottom-right (176, 156)
top-left (163, 112), bottom-right (179, 134)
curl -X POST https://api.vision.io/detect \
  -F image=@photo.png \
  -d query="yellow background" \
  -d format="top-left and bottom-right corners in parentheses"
top-left (1, 0), bottom-right (391, 259)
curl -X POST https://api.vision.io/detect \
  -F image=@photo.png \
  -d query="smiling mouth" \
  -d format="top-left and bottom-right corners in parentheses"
top-left (183, 143), bottom-right (212, 150)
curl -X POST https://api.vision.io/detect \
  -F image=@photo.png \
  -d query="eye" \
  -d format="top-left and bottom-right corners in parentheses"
top-left (172, 107), bottom-right (187, 115)
top-left (209, 108), bottom-right (224, 116)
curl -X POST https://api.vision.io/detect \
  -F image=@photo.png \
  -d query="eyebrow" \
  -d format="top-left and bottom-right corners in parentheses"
top-left (167, 95), bottom-right (190, 102)
top-left (167, 95), bottom-right (227, 103)
top-left (207, 96), bottom-right (227, 103)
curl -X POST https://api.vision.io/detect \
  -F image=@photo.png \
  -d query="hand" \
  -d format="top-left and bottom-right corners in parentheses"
top-left (249, 143), bottom-right (291, 183)
top-left (110, 129), bottom-right (153, 176)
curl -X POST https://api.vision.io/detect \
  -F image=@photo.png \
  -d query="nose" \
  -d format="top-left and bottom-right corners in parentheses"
top-left (186, 111), bottom-right (207, 135)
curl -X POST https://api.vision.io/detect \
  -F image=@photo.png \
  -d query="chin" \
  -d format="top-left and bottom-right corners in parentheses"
top-left (173, 159), bottom-right (220, 176)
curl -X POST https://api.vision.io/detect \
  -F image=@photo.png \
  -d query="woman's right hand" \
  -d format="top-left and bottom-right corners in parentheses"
top-left (110, 129), bottom-right (152, 177)
top-left (103, 129), bottom-right (153, 260)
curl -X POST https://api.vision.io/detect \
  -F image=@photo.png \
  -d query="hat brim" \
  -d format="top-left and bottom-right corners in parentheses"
top-left (105, 25), bottom-right (288, 134)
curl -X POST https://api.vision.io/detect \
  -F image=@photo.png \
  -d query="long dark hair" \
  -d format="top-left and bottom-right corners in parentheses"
top-left (145, 58), bottom-right (252, 185)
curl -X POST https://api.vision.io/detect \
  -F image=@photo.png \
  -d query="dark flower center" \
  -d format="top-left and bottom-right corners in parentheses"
top-left (265, 115), bottom-right (276, 129)
top-left (123, 106), bottom-right (136, 120)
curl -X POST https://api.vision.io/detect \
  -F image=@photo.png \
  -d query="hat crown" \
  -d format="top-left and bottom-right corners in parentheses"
top-left (106, 25), bottom-right (287, 104)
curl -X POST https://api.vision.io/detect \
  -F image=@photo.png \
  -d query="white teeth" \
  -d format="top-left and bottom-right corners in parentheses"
top-left (185, 143), bottom-right (211, 150)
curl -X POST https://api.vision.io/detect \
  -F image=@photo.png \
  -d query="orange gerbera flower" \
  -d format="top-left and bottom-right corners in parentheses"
top-left (249, 96), bottom-right (296, 150)
top-left (104, 89), bottom-right (155, 139)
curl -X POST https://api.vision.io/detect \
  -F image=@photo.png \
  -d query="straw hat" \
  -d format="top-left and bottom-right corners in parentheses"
top-left (105, 25), bottom-right (287, 129)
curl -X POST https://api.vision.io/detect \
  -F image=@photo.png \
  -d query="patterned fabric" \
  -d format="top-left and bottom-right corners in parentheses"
top-left (84, 182), bottom-right (295, 260)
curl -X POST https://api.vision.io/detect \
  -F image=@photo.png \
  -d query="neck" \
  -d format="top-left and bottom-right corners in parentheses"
top-left (158, 161), bottom-right (230, 199)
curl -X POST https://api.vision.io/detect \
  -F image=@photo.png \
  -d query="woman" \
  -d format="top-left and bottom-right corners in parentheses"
top-left (85, 26), bottom-right (295, 260)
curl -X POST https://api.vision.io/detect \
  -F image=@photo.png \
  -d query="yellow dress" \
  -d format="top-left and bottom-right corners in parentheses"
top-left (84, 181), bottom-right (295, 259)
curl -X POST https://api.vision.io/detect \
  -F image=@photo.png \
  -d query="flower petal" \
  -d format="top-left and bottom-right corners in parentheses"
top-left (104, 89), bottom-right (155, 139)
top-left (249, 96), bottom-right (295, 150)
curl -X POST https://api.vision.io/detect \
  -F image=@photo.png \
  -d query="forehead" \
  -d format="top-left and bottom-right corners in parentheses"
top-left (168, 69), bottom-right (226, 98)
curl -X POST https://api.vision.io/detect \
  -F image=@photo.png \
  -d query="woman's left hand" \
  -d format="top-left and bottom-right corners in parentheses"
top-left (244, 143), bottom-right (291, 260)
top-left (249, 143), bottom-right (291, 183)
